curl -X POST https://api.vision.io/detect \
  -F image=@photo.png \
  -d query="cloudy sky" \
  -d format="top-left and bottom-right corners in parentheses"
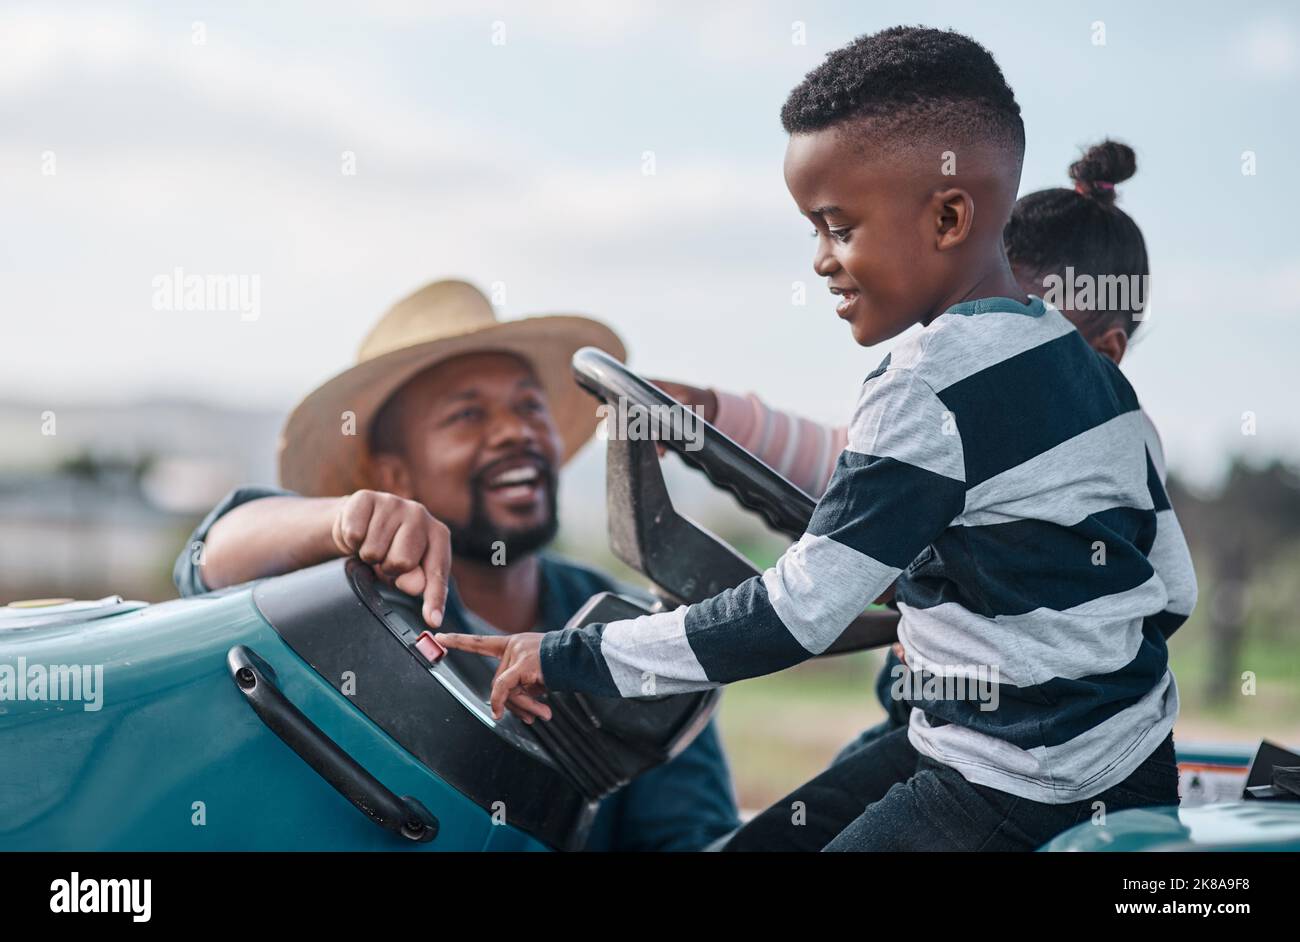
top-left (3, 0), bottom-right (1297, 487)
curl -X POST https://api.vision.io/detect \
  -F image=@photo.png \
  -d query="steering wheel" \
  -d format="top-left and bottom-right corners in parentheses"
top-left (572, 347), bottom-right (817, 539)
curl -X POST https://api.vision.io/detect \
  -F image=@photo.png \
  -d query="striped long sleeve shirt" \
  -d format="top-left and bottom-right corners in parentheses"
top-left (710, 376), bottom-right (1172, 499)
top-left (541, 295), bottom-right (1198, 803)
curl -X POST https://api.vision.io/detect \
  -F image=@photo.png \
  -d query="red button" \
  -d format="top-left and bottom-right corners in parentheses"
top-left (415, 631), bottom-right (446, 663)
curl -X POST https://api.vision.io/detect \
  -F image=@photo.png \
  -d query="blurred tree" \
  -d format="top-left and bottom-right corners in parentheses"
top-left (1169, 459), bottom-right (1300, 704)
top-left (57, 449), bottom-right (156, 481)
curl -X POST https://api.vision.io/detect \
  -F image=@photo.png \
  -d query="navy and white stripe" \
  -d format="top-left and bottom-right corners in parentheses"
top-left (541, 295), bottom-right (1197, 803)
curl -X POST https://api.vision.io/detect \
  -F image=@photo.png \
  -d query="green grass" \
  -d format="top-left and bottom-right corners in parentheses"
top-left (716, 651), bottom-right (890, 809)
top-left (1167, 603), bottom-right (1300, 736)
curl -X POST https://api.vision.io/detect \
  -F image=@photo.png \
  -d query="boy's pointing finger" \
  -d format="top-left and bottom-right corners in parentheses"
top-left (433, 633), bottom-right (509, 658)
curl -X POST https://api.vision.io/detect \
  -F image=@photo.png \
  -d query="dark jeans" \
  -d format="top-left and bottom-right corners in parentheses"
top-left (831, 715), bottom-right (903, 766)
top-left (723, 726), bottom-right (1180, 851)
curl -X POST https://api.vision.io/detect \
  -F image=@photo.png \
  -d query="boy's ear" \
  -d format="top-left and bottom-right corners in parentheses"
top-left (368, 451), bottom-right (415, 498)
top-left (933, 188), bottom-right (975, 251)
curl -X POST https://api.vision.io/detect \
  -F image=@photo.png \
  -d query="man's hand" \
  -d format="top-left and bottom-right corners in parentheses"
top-left (434, 631), bottom-right (552, 724)
top-left (332, 489), bottom-right (450, 629)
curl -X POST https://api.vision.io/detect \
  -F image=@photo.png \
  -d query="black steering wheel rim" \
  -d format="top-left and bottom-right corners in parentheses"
top-left (572, 347), bottom-right (816, 539)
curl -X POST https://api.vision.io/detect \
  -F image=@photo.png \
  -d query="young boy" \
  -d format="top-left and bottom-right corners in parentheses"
top-left (655, 138), bottom-right (1164, 769)
top-left (437, 27), bottom-right (1197, 851)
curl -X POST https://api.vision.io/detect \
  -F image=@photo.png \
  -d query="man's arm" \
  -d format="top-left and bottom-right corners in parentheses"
top-left (177, 487), bottom-right (451, 627)
top-left (173, 486), bottom-right (294, 597)
top-left (200, 494), bottom-right (345, 590)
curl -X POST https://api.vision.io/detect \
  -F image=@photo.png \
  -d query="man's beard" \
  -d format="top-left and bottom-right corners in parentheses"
top-left (445, 460), bottom-right (560, 564)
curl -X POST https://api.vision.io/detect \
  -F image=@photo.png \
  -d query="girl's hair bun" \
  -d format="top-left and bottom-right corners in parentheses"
top-left (1068, 139), bottom-right (1136, 207)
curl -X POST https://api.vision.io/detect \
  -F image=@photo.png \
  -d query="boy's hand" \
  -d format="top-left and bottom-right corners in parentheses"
top-left (331, 489), bottom-right (450, 629)
top-left (433, 631), bottom-right (552, 724)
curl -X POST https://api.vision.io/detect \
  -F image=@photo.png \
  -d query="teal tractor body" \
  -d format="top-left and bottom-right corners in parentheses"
top-left (0, 581), bottom-right (549, 851)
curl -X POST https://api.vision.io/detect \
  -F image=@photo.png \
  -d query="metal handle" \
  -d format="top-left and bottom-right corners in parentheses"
top-left (573, 346), bottom-right (816, 538)
top-left (227, 644), bottom-right (437, 843)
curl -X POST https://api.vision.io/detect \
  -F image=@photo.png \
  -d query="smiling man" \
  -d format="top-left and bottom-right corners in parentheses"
top-left (172, 279), bottom-right (739, 852)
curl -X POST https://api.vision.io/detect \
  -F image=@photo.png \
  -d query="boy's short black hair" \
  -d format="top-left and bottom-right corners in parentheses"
top-left (781, 26), bottom-right (1024, 161)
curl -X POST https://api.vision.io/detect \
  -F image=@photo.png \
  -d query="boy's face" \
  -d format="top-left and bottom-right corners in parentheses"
top-left (785, 128), bottom-right (948, 345)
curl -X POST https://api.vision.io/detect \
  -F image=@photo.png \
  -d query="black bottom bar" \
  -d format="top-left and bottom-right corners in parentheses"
top-left (1, 850), bottom-right (1287, 926)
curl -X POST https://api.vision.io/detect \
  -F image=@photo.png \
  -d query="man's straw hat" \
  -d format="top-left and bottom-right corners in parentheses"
top-left (278, 279), bottom-right (625, 496)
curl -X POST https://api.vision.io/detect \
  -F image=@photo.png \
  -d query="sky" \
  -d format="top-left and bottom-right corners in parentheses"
top-left (3, 0), bottom-right (1298, 488)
